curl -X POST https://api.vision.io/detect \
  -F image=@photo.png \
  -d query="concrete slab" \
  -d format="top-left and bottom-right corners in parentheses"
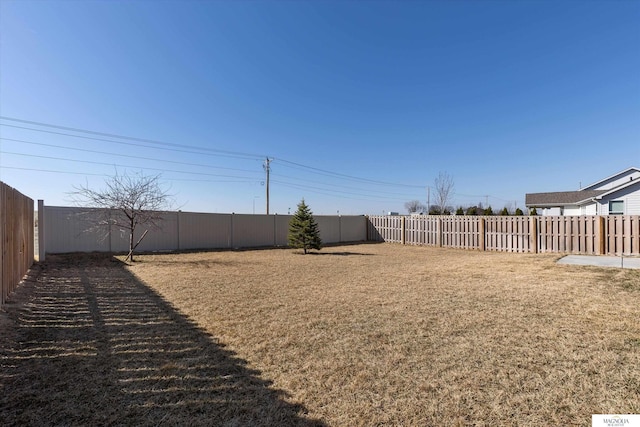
top-left (557, 255), bottom-right (640, 269)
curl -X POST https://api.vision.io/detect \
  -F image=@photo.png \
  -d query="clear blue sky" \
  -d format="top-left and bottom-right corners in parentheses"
top-left (1, 0), bottom-right (639, 215)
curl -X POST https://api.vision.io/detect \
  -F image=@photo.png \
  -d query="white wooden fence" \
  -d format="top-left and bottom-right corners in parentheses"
top-left (367, 215), bottom-right (640, 255)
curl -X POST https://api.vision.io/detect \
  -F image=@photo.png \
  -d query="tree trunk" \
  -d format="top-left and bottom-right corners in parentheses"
top-left (129, 229), bottom-right (134, 262)
top-left (129, 217), bottom-right (135, 262)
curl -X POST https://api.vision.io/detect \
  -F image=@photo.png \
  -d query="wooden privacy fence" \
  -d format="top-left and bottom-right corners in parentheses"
top-left (1, 182), bottom-right (34, 306)
top-left (367, 215), bottom-right (640, 256)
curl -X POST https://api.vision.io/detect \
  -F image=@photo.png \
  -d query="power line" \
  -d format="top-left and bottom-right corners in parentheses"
top-left (0, 124), bottom-right (263, 161)
top-left (0, 166), bottom-right (108, 177)
top-left (275, 158), bottom-right (425, 189)
top-left (1, 116), bottom-right (521, 205)
top-left (0, 116), bottom-right (265, 160)
top-left (1, 116), bottom-right (429, 189)
top-left (0, 137), bottom-right (262, 175)
top-left (0, 165), bottom-right (259, 183)
top-left (271, 172), bottom-right (421, 198)
top-left (274, 180), bottom-right (409, 202)
top-left (0, 151), bottom-right (261, 180)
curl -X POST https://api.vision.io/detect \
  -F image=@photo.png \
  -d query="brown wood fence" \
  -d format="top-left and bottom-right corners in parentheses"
top-left (367, 215), bottom-right (640, 256)
top-left (1, 182), bottom-right (34, 306)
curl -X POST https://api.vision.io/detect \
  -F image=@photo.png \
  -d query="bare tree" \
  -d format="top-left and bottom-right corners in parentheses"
top-left (404, 200), bottom-right (426, 214)
top-left (71, 172), bottom-right (173, 262)
top-left (434, 171), bottom-right (454, 215)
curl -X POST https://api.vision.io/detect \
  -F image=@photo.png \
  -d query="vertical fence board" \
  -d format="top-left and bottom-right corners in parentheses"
top-left (1, 182), bottom-right (34, 307)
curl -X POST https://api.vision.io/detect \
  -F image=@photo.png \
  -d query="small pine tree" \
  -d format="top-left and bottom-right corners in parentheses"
top-left (288, 199), bottom-right (322, 254)
top-left (514, 207), bottom-right (524, 216)
top-left (455, 207), bottom-right (464, 215)
top-left (484, 206), bottom-right (493, 216)
top-left (500, 207), bottom-right (509, 216)
top-left (530, 207), bottom-right (538, 216)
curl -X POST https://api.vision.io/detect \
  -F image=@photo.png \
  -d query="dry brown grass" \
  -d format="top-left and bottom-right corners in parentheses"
top-left (123, 243), bottom-right (640, 426)
top-left (1, 244), bottom-right (639, 426)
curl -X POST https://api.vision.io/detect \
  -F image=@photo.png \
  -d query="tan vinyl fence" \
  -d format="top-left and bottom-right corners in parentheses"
top-left (1, 182), bottom-right (34, 306)
top-left (367, 215), bottom-right (640, 256)
top-left (40, 204), bottom-right (368, 255)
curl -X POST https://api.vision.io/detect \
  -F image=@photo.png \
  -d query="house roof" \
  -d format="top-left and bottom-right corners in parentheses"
top-left (525, 190), bottom-right (606, 207)
top-left (525, 166), bottom-right (640, 208)
top-left (582, 166), bottom-right (640, 191)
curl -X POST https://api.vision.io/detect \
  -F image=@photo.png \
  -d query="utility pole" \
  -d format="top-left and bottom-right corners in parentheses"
top-left (264, 157), bottom-right (272, 214)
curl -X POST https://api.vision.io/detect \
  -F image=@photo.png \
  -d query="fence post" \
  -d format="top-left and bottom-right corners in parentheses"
top-left (230, 213), bottom-right (234, 248)
top-left (437, 217), bottom-right (442, 247)
top-left (38, 200), bottom-right (45, 261)
top-left (401, 216), bottom-right (406, 245)
top-left (479, 217), bottom-right (486, 251)
top-left (597, 216), bottom-right (606, 255)
top-left (177, 211), bottom-right (181, 251)
top-left (365, 216), bottom-right (370, 241)
top-left (529, 216), bottom-right (538, 253)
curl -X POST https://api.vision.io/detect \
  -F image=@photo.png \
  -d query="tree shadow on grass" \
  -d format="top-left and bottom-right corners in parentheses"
top-left (308, 251), bottom-right (374, 256)
top-left (0, 253), bottom-right (325, 426)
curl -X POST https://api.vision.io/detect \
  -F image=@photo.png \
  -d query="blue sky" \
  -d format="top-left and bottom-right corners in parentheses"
top-left (1, 0), bottom-right (638, 215)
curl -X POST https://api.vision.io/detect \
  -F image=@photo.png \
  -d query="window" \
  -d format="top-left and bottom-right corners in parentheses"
top-left (609, 200), bottom-right (624, 215)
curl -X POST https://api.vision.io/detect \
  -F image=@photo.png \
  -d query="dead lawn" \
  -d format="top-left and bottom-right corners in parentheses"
top-left (124, 243), bottom-right (640, 426)
top-left (1, 243), bottom-right (638, 426)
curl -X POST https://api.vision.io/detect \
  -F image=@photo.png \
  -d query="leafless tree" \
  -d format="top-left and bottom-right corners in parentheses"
top-left (71, 172), bottom-right (173, 262)
top-left (434, 171), bottom-right (454, 215)
top-left (404, 200), bottom-right (426, 214)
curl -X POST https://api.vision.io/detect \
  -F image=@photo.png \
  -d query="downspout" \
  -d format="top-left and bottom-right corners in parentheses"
top-left (590, 197), bottom-right (599, 215)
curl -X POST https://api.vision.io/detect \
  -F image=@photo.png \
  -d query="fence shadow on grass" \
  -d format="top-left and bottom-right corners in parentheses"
top-left (0, 254), bottom-right (325, 426)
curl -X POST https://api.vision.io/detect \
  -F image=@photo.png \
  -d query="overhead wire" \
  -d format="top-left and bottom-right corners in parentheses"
top-left (0, 116), bottom-right (265, 159)
top-left (0, 116), bottom-right (518, 206)
top-left (1, 151), bottom-right (262, 181)
top-left (0, 137), bottom-right (263, 174)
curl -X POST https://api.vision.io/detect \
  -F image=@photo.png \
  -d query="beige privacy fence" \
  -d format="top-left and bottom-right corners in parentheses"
top-left (41, 205), bottom-right (368, 255)
top-left (1, 182), bottom-right (34, 306)
top-left (367, 215), bottom-right (640, 255)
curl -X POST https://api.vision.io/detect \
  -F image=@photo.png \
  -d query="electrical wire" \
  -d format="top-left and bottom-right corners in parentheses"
top-left (0, 137), bottom-right (262, 174)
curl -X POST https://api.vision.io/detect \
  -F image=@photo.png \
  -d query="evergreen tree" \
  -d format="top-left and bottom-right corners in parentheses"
top-left (500, 207), bottom-right (510, 216)
top-left (288, 199), bottom-right (322, 254)
top-left (514, 208), bottom-right (524, 216)
top-left (455, 207), bottom-right (464, 215)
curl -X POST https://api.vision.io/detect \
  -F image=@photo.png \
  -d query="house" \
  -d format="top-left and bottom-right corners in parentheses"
top-left (525, 167), bottom-right (640, 216)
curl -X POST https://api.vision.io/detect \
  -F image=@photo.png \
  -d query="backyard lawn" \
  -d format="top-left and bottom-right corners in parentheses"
top-left (1, 243), bottom-right (639, 426)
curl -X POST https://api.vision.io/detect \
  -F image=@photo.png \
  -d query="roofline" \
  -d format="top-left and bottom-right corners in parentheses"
top-left (592, 177), bottom-right (640, 199)
top-left (582, 166), bottom-right (640, 190)
top-left (525, 198), bottom-right (594, 208)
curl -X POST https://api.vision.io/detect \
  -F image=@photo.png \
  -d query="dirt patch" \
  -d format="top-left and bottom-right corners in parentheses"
top-left (1, 244), bottom-right (639, 426)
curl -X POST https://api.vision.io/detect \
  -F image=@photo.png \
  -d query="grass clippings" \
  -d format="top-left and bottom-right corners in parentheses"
top-left (1, 243), bottom-right (639, 426)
